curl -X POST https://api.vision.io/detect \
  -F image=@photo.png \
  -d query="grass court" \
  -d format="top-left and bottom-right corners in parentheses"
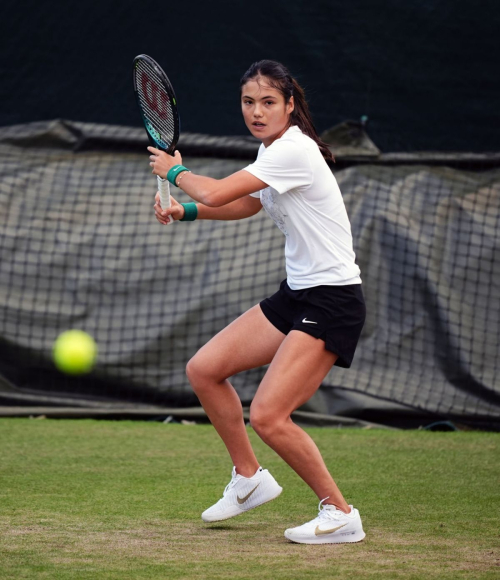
top-left (1, 419), bottom-right (498, 579)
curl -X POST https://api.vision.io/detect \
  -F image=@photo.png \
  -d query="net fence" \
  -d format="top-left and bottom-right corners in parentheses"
top-left (0, 120), bottom-right (499, 429)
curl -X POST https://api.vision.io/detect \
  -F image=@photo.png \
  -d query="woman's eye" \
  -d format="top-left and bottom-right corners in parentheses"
top-left (265, 101), bottom-right (275, 105)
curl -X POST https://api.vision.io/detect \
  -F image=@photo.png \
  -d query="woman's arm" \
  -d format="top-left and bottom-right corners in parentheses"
top-left (154, 192), bottom-right (262, 225)
top-left (148, 147), bottom-right (268, 207)
top-left (196, 194), bottom-right (262, 220)
top-left (172, 170), bottom-right (267, 207)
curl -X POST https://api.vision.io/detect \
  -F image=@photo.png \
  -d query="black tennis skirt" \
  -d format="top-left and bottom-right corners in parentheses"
top-left (260, 279), bottom-right (366, 368)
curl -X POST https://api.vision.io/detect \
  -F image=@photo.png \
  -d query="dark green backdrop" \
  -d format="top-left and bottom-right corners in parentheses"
top-left (1, 0), bottom-right (498, 152)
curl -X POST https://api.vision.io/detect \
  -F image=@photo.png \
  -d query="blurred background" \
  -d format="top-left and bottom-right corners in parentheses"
top-left (2, 0), bottom-right (498, 150)
top-left (0, 0), bottom-right (499, 429)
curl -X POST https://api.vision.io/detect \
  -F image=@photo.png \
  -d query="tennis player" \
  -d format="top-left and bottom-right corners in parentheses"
top-left (149, 60), bottom-right (366, 545)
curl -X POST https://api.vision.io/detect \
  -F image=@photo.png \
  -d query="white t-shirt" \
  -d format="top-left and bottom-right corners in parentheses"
top-left (244, 125), bottom-right (362, 290)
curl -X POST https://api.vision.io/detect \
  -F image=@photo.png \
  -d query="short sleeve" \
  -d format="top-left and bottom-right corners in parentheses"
top-left (243, 138), bottom-right (312, 194)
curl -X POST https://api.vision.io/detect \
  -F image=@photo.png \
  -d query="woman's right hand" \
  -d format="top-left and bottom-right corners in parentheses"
top-left (154, 192), bottom-right (185, 225)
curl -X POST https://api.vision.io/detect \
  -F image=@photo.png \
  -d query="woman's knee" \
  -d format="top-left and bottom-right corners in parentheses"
top-left (250, 403), bottom-right (287, 440)
top-left (186, 355), bottom-right (205, 388)
top-left (186, 353), bottom-right (225, 392)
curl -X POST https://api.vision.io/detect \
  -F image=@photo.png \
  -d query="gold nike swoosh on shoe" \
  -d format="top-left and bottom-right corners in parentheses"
top-left (314, 523), bottom-right (348, 536)
top-left (237, 483), bottom-right (260, 504)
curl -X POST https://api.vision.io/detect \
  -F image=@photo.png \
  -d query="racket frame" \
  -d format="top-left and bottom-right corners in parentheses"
top-left (133, 54), bottom-right (180, 218)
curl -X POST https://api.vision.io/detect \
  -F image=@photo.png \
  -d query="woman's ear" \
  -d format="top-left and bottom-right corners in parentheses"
top-left (287, 96), bottom-right (295, 115)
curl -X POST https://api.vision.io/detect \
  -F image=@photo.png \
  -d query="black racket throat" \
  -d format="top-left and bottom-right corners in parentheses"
top-left (133, 54), bottom-right (180, 154)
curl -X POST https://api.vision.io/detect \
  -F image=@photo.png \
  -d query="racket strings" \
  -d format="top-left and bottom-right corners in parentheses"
top-left (134, 59), bottom-right (176, 150)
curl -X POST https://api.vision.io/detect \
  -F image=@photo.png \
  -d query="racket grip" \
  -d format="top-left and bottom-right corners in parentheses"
top-left (157, 176), bottom-right (173, 223)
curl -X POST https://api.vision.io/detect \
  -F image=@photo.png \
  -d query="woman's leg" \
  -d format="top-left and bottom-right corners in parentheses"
top-left (249, 330), bottom-right (351, 513)
top-left (186, 304), bottom-right (286, 477)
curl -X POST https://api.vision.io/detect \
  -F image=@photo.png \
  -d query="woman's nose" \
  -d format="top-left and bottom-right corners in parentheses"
top-left (253, 107), bottom-right (263, 117)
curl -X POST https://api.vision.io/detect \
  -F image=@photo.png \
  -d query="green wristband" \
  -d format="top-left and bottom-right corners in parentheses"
top-left (180, 202), bottom-right (198, 221)
top-left (167, 165), bottom-right (190, 186)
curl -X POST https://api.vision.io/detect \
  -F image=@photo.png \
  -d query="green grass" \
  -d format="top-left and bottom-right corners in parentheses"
top-left (0, 419), bottom-right (499, 579)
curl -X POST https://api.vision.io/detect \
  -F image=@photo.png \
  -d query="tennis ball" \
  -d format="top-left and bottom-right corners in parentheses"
top-left (53, 330), bottom-right (97, 375)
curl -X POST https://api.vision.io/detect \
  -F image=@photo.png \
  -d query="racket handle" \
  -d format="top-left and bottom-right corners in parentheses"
top-left (157, 176), bottom-right (173, 224)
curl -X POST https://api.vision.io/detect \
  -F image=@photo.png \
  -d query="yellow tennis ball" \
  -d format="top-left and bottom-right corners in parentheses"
top-left (53, 330), bottom-right (97, 375)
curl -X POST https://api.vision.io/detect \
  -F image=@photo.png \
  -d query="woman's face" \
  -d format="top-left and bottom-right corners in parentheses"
top-left (241, 77), bottom-right (294, 147)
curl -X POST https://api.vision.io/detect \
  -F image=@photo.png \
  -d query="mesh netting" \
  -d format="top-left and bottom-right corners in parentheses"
top-left (0, 121), bottom-right (499, 429)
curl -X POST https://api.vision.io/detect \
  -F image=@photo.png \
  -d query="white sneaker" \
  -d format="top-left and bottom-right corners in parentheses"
top-left (284, 498), bottom-right (366, 544)
top-left (201, 466), bottom-right (282, 523)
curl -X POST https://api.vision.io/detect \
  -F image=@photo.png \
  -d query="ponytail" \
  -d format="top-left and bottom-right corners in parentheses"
top-left (289, 78), bottom-right (334, 163)
top-left (240, 60), bottom-right (334, 163)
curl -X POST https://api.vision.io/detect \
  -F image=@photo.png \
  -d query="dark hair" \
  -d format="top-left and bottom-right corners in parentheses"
top-left (240, 60), bottom-right (334, 163)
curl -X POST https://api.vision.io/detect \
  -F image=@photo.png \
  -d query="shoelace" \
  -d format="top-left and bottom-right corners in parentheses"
top-left (222, 470), bottom-right (240, 497)
top-left (314, 497), bottom-right (344, 523)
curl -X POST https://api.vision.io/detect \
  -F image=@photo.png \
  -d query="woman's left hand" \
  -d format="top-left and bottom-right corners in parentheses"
top-left (148, 147), bottom-right (183, 180)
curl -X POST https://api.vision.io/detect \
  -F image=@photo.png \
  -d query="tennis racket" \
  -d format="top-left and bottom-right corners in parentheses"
top-left (133, 54), bottom-right (180, 221)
